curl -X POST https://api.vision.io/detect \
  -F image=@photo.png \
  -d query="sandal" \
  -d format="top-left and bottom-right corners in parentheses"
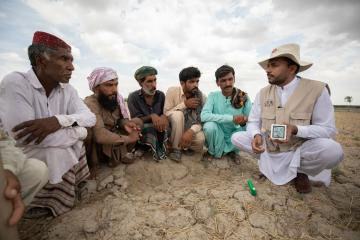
top-left (201, 152), bottom-right (213, 162)
top-left (121, 152), bottom-right (135, 164)
top-left (134, 149), bottom-right (145, 157)
top-left (182, 148), bottom-right (195, 156)
top-left (228, 151), bottom-right (241, 165)
top-left (169, 149), bottom-right (182, 162)
top-left (77, 180), bottom-right (97, 200)
top-left (24, 207), bottom-right (52, 219)
top-left (107, 158), bottom-right (119, 168)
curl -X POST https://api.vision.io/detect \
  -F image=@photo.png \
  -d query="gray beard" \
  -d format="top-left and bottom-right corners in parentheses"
top-left (142, 87), bottom-right (156, 96)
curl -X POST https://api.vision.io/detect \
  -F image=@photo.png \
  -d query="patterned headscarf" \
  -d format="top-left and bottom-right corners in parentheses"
top-left (87, 67), bottom-right (118, 91)
top-left (87, 67), bottom-right (129, 118)
top-left (231, 87), bottom-right (248, 109)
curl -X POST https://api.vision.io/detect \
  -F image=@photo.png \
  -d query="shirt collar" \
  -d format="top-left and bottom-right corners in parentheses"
top-left (276, 76), bottom-right (300, 92)
top-left (27, 68), bottom-right (43, 89)
top-left (27, 68), bottom-right (65, 90)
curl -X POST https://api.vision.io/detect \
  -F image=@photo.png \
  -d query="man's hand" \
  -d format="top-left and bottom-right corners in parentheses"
top-left (251, 134), bottom-right (265, 154)
top-left (179, 129), bottom-right (194, 149)
top-left (12, 117), bottom-right (61, 144)
top-left (151, 114), bottom-right (168, 132)
top-left (272, 124), bottom-right (298, 144)
top-left (233, 115), bottom-right (248, 125)
top-left (126, 131), bottom-right (140, 144)
top-left (4, 170), bottom-right (25, 226)
top-left (184, 98), bottom-right (201, 109)
top-left (123, 120), bottom-right (141, 134)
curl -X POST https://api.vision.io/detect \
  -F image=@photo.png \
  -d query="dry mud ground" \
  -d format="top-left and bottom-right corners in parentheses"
top-left (19, 111), bottom-right (360, 240)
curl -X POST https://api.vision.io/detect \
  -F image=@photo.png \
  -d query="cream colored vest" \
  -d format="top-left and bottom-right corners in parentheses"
top-left (260, 78), bottom-right (326, 152)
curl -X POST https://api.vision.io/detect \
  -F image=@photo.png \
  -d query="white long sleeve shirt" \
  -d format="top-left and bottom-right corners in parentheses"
top-left (0, 69), bottom-right (96, 183)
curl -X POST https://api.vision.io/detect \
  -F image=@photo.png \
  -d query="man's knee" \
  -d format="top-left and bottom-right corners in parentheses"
top-left (169, 111), bottom-right (184, 123)
top-left (196, 131), bottom-right (205, 144)
top-left (319, 139), bottom-right (344, 168)
top-left (192, 131), bottom-right (205, 151)
top-left (231, 131), bottom-right (246, 145)
top-left (203, 122), bottom-right (218, 134)
top-left (131, 117), bottom-right (143, 128)
top-left (21, 158), bottom-right (49, 205)
top-left (327, 140), bottom-right (344, 167)
top-left (28, 158), bottom-right (49, 186)
top-left (231, 131), bottom-right (252, 152)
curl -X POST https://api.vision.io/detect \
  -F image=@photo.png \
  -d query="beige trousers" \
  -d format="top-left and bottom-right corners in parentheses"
top-left (18, 158), bottom-right (49, 205)
top-left (168, 111), bottom-right (205, 152)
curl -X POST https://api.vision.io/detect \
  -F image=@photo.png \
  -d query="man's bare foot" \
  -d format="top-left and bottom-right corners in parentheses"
top-left (294, 173), bottom-right (312, 193)
top-left (201, 152), bottom-right (213, 162)
top-left (88, 168), bottom-right (97, 180)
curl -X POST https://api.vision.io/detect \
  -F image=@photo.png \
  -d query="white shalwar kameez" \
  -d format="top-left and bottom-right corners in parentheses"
top-left (0, 69), bottom-right (96, 184)
top-left (231, 77), bottom-right (343, 186)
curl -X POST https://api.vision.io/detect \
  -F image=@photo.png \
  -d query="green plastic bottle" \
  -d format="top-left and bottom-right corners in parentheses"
top-left (247, 179), bottom-right (257, 196)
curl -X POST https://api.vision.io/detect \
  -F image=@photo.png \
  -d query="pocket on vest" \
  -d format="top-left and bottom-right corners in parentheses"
top-left (289, 112), bottom-right (311, 126)
top-left (261, 112), bottom-right (276, 131)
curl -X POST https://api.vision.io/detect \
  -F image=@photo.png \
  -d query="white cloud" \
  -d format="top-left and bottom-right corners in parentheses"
top-left (11, 0), bottom-right (359, 104)
top-left (0, 52), bottom-right (25, 62)
top-left (70, 45), bottom-right (81, 59)
top-left (0, 52), bottom-right (29, 80)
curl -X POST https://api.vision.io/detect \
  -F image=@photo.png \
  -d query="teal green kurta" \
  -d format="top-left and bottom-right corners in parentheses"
top-left (200, 91), bottom-right (252, 158)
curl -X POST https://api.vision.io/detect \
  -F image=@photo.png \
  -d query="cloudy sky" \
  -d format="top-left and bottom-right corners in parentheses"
top-left (1, 0), bottom-right (359, 105)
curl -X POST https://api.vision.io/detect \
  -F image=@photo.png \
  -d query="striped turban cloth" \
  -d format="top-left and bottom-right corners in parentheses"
top-left (87, 67), bottom-right (129, 118)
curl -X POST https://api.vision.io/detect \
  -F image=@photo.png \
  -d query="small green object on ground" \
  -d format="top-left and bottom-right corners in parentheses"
top-left (247, 179), bottom-right (257, 196)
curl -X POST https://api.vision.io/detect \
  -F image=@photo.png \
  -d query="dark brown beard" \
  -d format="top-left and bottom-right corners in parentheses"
top-left (98, 92), bottom-right (118, 112)
top-left (186, 87), bottom-right (199, 98)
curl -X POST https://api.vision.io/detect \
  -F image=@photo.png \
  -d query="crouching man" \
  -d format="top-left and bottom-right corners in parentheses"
top-left (231, 44), bottom-right (344, 193)
top-left (85, 67), bottom-right (141, 171)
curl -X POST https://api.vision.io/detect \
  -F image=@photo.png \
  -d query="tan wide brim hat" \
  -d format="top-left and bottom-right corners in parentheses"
top-left (258, 43), bottom-right (312, 72)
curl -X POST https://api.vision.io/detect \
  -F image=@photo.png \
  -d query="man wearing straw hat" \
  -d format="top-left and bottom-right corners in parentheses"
top-left (231, 43), bottom-right (343, 193)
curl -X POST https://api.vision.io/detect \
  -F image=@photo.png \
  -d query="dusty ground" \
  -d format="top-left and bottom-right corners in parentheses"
top-left (19, 111), bottom-right (360, 240)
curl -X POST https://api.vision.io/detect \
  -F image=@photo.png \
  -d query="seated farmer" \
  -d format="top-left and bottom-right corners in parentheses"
top-left (200, 65), bottom-right (252, 164)
top-left (0, 31), bottom-right (96, 217)
top-left (1, 126), bottom-right (48, 225)
top-left (84, 67), bottom-right (142, 171)
top-left (231, 43), bottom-right (343, 193)
top-left (128, 66), bottom-right (169, 161)
top-left (164, 66), bottom-right (206, 162)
